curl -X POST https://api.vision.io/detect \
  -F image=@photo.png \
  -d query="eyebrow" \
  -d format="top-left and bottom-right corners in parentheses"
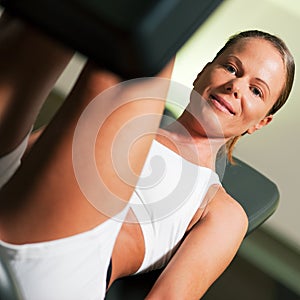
top-left (227, 55), bottom-right (271, 95)
top-left (255, 77), bottom-right (270, 95)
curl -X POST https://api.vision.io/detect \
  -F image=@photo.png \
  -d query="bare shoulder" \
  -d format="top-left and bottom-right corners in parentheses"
top-left (202, 185), bottom-right (249, 235)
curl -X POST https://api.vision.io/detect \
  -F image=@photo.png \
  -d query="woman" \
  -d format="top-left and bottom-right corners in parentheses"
top-left (108, 30), bottom-right (295, 299)
top-left (0, 11), bottom-right (295, 300)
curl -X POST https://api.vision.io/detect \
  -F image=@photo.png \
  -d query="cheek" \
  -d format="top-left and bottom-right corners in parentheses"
top-left (203, 69), bottom-right (229, 91)
top-left (194, 68), bottom-right (221, 94)
top-left (242, 100), bottom-right (268, 126)
top-left (194, 77), bottom-right (210, 95)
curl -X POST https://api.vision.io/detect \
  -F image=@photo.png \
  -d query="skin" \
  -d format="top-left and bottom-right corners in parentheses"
top-left (0, 11), bottom-right (74, 156)
top-left (0, 13), bottom-right (175, 243)
top-left (188, 38), bottom-right (284, 139)
top-left (110, 37), bottom-right (286, 299)
top-left (0, 13), bottom-right (286, 299)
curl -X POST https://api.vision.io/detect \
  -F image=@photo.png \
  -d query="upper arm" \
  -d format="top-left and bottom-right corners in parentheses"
top-left (145, 187), bottom-right (248, 300)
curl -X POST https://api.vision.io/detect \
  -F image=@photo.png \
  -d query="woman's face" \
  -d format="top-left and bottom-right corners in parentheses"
top-left (190, 37), bottom-right (285, 138)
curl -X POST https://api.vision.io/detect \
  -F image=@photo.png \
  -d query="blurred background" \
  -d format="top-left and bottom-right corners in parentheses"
top-left (2, 0), bottom-right (299, 298)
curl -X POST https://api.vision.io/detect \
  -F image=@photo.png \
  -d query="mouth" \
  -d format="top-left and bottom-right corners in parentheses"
top-left (210, 94), bottom-right (235, 116)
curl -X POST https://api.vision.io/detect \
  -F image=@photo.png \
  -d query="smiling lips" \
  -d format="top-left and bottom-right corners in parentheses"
top-left (210, 94), bottom-right (236, 115)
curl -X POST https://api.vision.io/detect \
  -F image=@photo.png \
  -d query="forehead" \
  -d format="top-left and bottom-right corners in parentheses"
top-left (218, 38), bottom-right (284, 67)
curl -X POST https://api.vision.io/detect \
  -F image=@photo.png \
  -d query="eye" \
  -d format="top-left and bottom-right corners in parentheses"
top-left (224, 64), bottom-right (237, 75)
top-left (251, 86), bottom-right (263, 98)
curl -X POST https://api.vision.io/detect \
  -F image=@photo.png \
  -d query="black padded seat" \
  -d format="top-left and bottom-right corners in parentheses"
top-left (221, 157), bottom-right (279, 235)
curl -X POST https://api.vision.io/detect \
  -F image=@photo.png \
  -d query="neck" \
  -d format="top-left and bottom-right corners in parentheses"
top-left (158, 115), bottom-right (228, 170)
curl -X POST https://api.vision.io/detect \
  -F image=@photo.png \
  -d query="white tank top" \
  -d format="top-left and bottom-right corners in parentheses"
top-left (129, 140), bottom-right (220, 273)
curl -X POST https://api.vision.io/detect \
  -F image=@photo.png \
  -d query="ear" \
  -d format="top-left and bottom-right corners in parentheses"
top-left (193, 63), bottom-right (211, 87)
top-left (247, 115), bottom-right (273, 134)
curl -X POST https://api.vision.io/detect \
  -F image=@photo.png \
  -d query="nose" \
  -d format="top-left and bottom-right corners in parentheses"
top-left (225, 80), bottom-right (242, 99)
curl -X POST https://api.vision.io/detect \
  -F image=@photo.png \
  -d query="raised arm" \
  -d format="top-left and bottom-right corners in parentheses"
top-left (145, 187), bottom-right (248, 299)
top-left (0, 50), bottom-right (175, 243)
